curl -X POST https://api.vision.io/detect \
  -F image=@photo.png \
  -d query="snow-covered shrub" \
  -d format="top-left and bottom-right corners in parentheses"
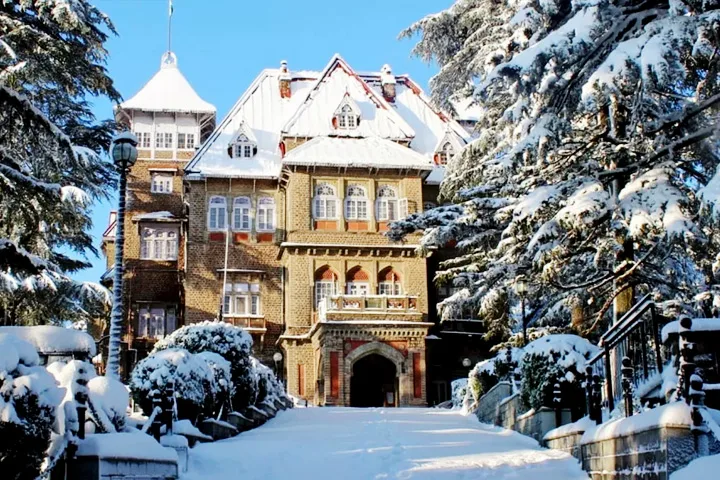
top-left (87, 376), bottom-right (128, 432)
top-left (450, 378), bottom-right (468, 409)
top-left (467, 348), bottom-right (522, 401)
top-left (0, 334), bottom-right (63, 480)
top-left (519, 335), bottom-right (599, 410)
top-left (129, 349), bottom-right (214, 421)
top-left (251, 357), bottom-right (283, 405)
top-left (197, 351), bottom-right (233, 416)
top-left (154, 322), bottom-right (257, 409)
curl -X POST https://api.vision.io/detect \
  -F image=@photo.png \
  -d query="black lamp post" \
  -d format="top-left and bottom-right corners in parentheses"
top-left (273, 351), bottom-right (284, 383)
top-left (106, 132), bottom-right (138, 379)
top-left (514, 275), bottom-right (529, 346)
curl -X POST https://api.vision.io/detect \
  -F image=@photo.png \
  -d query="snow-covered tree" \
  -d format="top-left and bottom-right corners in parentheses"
top-left (395, 0), bottom-right (720, 341)
top-left (0, 0), bottom-right (118, 325)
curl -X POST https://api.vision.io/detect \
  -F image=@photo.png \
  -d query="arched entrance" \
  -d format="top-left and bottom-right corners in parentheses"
top-left (350, 354), bottom-right (397, 407)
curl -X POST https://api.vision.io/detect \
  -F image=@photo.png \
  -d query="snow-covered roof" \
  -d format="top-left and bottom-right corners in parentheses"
top-left (118, 52), bottom-right (215, 114)
top-left (131, 211), bottom-right (179, 223)
top-left (661, 317), bottom-right (720, 342)
top-left (283, 136), bottom-right (433, 171)
top-left (0, 326), bottom-right (96, 356)
top-left (187, 55), bottom-right (469, 182)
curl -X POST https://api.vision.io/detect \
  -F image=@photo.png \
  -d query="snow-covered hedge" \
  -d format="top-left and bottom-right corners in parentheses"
top-left (0, 334), bottom-right (63, 480)
top-left (197, 351), bottom-right (233, 416)
top-left (251, 357), bottom-right (283, 405)
top-left (129, 348), bottom-right (215, 421)
top-left (154, 322), bottom-right (257, 409)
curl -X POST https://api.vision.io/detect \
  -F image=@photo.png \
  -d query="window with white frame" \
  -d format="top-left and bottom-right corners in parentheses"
top-left (337, 104), bottom-right (357, 129)
top-left (135, 132), bottom-right (151, 149)
top-left (346, 282), bottom-right (370, 296)
top-left (378, 269), bottom-right (402, 296)
top-left (208, 196), bottom-right (227, 231)
top-left (177, 133), bottom-right (196, 150)
top-left (313, 183), bottom-right (339, 220)
top-left (137, 305), bottom-right (176, 339)
top-left (344, 185), bottom-right (369, 220)
top-left (140, 226), bottom-right (178, 260)
top-left (315, 280), bottom-right (336, 308)
top-left (223, 283), bottom-right (261, 316)
top-left (232, 197), bottom-right (252, 231)
top-left (155, 132), bottom-right (173, 149)
top-left (256, 197), bottom-right (275, 231)
top-left (436, 142), bottom-right (455, 166)
top-left (231, 134), bottom-right (256, 159)
top-left (150, 173), bottom-right (173, 194)
top-left (376, 185), bottom-right (399, 221)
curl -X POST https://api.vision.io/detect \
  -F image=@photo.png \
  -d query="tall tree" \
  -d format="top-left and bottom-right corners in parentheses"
top-left (393, 0), bottom-right (720, 342)
top-left (0, 0), bottom-right (118, 326)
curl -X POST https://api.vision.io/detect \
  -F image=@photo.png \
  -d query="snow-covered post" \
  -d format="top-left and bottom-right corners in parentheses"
top-left (591, 374), bottom-right (603, 424)
top-left (584, 366), bottom-right (593, 419)
top-left (677, 316), bottom-right (695, 402)
top-left (151, 390), bottom-right (163, 441)
top-left (107, 132), bottom-right (138, 379)
top-left (689, 372), bottom-right (709, 457)
top-left (553, 376), bottom-right (562, 427)
top-left (75, 365), bottom-right (90, 439)
top-left (621, 356), bottom-right (634, 417)
top-left (164, 378), bottom-right (175, 435)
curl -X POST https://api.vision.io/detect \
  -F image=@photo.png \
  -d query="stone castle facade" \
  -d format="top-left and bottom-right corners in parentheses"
top-left (104, 53), bottom-right (477, 406)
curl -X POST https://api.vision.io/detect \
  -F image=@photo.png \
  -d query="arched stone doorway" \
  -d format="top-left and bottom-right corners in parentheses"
top-left (350, 354), bottom-right (397, 407)
top-left (344, 341), bottom-right (407, 407)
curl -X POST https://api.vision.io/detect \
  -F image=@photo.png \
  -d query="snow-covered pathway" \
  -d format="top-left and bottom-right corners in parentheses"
top-left (183, 408), bottom-right (588, 479)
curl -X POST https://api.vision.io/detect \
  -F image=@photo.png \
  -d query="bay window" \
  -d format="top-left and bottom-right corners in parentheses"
top-left (140, 226), bottom-right (178, 260)
top-left (137, 305), bottom-right (176, 339)
top-left (223, 283), bottom-right (261, 316)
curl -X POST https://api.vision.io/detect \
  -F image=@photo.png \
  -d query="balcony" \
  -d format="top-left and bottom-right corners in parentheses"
top-left (222, 315), bottom-right (267, 332)
top-left (314, 295), bottom-right (421, 324)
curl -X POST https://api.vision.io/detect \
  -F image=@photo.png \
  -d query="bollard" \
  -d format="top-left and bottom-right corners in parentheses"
top-left (591, 374), bottom-right (603, 424)
top-left (164, 379), bottom-right (175, 435)
top-left (677, 316), bottom-right (695, 402)
top-left (621, 356), bottom-right (634, 417)
top-left (151, 390), bottom-right (163, 441)
top-left (75, 366), bottom-right (89, 440)
top-left (553, 377), bottom-right (562, 427)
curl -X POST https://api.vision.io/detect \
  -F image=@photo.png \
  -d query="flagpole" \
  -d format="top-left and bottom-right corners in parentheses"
top-left (168, 0), bottom-right (173, 53)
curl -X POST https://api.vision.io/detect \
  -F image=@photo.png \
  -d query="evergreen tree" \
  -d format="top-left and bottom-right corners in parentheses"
top-left (393, 0), bottom-right (720, 341)
top-left (0, 1), bottom-right (118, 325)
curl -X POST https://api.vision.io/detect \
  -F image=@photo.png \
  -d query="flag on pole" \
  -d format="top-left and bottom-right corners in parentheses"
top-left (169, 0), bottom-right (174, 17)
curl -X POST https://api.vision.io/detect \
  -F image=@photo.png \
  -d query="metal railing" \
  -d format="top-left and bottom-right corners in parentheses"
top-left (586, 294), bottom-right (664, 412)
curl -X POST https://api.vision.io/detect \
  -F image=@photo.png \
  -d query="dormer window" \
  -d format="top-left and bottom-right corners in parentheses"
top-left (229, 125), bottom-right (258, 159)
top-left (333, 95), bottom-right (361, 130)
top-left (435, 142), bottom-right (455, 166)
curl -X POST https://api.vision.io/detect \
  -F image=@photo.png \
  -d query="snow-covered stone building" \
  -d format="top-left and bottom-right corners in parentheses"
top-left (103, 51), bottom-right (216, 364)
top-left (104, 53), bottom-right (475, 406)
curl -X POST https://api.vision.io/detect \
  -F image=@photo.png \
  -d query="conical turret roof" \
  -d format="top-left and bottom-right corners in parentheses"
top-left (119, 52), bottom-right (215, 114)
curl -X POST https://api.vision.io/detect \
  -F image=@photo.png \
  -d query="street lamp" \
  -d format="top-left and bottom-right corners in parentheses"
top-left (514, 275), bottom-right (529, 346)
top-left (273, 351), bottom-right (284, 382)
top-left (106, 132), bottom-right (138, 380)
top-left (462, 357), bottom-right (472, 368)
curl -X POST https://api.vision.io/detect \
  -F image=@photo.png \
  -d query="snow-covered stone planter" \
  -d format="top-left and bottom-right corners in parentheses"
top-left (513, 406), bottom-right (572, 442)
top-left (243, 405), bottom-right (270, 425)
top-left (273, 397), bottom-right (286, 411)
top-left (227, 411), bottom-right (255, 432)
top-left (476, 381), bottom-right (513, 425)
top-left (160, 434), bottom-right (189, 473)
top-left (199, 419), bottom-right (237, 441)
top-left (69, 433), bottom-right (178, 480)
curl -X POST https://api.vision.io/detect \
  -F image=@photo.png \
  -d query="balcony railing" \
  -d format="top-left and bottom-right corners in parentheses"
top-left (222, 315), bottom-right (267, 331)
top-left (315, 295), bottom-right (419, 323)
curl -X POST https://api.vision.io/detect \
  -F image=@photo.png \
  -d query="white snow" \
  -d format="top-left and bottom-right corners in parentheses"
top-left (522, 334), bottom-right (600, 370)
top-left (580, 401), bottom-right (691, 444)
top-left (132, 211), bottom-right (177, 221)
top-left (544, 416), bottom-right (596, 441)
top-left (76, 432), bottom-right (178, 462)
top-left (183, 408), bottom-right (586, 480)
top-left (0, 325), bottom-right (96, 356)
top-left (672, 453), bottom-right (720, 480)
top-left (282, 136), bottom-right (433, 170)
top-left (87, 376), bottom-right (130, 423)
top-left (173, 419), bottom-right (213, 441)
top-left (661, 318), bottom-right (720, 342)
top-left (119, 52), bottom-right (215, 114)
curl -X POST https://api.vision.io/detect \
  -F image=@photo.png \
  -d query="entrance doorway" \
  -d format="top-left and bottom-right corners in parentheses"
top-left (350, 354), bottom-right (397, 407)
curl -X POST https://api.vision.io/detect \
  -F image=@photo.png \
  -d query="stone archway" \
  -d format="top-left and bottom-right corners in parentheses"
top-left (344, 342), bottom-right (407, 407)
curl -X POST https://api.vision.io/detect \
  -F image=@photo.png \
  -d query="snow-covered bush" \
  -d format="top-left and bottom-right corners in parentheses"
top-left (197, 351), bottom-right (233, 416)
top-left (519, 335), bottom-right (599, 410)
top-left (0, 334), bottom-right (63, 480)
top-left (154, 322), bottom-right (257, 409)
top-left (129, 349), bottom-right (214, 421)
top-left (251, 357), bottom-right (283, 405)
top-left (450, 378), bottom-right (468, 409)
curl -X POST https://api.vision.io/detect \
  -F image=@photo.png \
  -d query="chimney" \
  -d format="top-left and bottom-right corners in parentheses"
top-left (279, 60), bottom-right (291, 99)
top-left (380, 64), bottom-right (396, 103)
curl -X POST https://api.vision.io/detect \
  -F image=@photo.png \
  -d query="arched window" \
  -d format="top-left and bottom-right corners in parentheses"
top-left (208, 196), bottom-right (227, 231)
top-left (257, 197), bottom-right (276, 231)
top-left (232, 197), bottom-right (252, 231)
top-left (344, 184), bottom-right (369, 220)
top-left (337, 104), bottom-right (357, 129)
top-left (375, 185), bottom-right (399, 221)
top-left (314, 266), bottom-right (338, 308)
top-left (346, 266), bottom-right (370, 296)
top-left (435, 141), bottom-right (454, 166)
top-left (313, 183), bottom-right (339, 220)
top-left (378, 267), bottom-right (402, 296)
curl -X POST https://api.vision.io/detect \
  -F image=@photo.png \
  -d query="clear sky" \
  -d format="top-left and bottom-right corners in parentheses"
top-left (76, 0), bottom-right (448, 283)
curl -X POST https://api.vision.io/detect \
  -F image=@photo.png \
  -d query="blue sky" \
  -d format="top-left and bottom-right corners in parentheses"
top-left (77, 0), bottom-right (447, 283)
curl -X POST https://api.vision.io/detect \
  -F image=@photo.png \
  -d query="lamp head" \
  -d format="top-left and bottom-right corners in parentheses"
top-left (111, 131), bottom-right (138, 168)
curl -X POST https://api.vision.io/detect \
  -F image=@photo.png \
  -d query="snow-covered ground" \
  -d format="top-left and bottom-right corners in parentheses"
top-left (184, 408), bottom-right (587, 479)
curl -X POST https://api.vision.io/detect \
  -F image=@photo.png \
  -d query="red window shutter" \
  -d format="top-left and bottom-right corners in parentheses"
top-left (330, 352), bottom-right (339, 398)
top-left (413, 353), bottom-right (422, 398)
top-left (332, 116), bottom-right (338, 129)
top-left (298, 364), bottom-right (305, 397)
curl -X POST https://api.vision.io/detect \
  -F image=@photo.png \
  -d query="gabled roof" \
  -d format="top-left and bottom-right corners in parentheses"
top-left (283, 136), bottom-right (433, 171)
top-left (118, 52), bottom-right (215, 114)
top-left (230, 121), bottom-right (258, 145)
top-left (281, 54), bottom-right (415, 140)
